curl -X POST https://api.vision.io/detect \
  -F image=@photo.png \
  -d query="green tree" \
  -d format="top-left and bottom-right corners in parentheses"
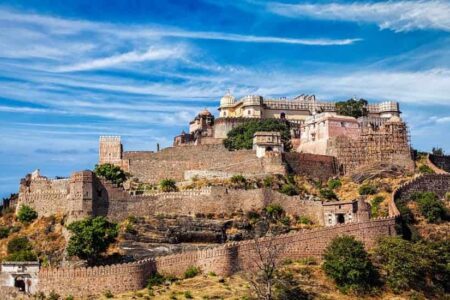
top-left (411, 192), bottom-right (447, 223)
top-left (223, 119), bottom-right (291, 151)
top-left (335, 98), bottom-right (368, 118)
top-left (327, 178), bottom-right (342, 190)
top-left (94, 163), bottom-right (128, 185)
top-left (374, 237), bottom-right (431, 293)
top-left (432, 147), bottom-right (444, 156)
top-left (5, 236), bottom-right (37, 261)
top-left (319, 188), bottom-right (337, 200)
top-left (322, 235), bottom-right (378, 293)
top-left (358, 184), bottom-right (377, 195)
top-left (66, 217), bottom-right (118, 265)
top-left (159, 178), bottom-right (178, 192)
top-left (16, 205), bottom-right (38, 223)
top-left (279, 184), bottom-right (299, 196)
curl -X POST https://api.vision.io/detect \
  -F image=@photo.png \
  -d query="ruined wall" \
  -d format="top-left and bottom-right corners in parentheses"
top-left (37, 217), bottom-right (396, 297)
top-left (284, 153), bottom-right (338, 180)
top-left (429, 154), bottom-right (450, 173)
top-left (124, 144), bottom-right (282, 184)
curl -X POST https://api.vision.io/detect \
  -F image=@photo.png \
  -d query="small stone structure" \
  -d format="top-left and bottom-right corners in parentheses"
top-left (0, 262), bottom-right (40, 294)
top-left (322, 198), bottom-right (370, 227)
top-left (253, 131), bottom-right (283, 158)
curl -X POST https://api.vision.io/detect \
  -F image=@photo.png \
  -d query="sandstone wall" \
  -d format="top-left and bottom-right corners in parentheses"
top-left (429, 154), bottom-right (450, 173)
top-left (393, 174), bottom-right (450, 203)
top-left (37, 217), bottom-right (396, 298)
top-left (123, 144), bottom-right (280, 184)
top-left (284, 153), bottom-right (338, 180)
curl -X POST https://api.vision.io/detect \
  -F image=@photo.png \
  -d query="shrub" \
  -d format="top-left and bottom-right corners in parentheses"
top-left (184, 266), bottom-right (200, 278)
top-left (159, 178), bottom-right (178, 192)
top-left (65, 296), bottom-right (74, 300)
top-left (0, 226), bottom-right (10, 239)
top-left (103, 290), bottom-right (114, 298)
top-left (327, 178), bottom-right (342, 190)
top-left (263, 176), bottom-right (273, 188)
top-left (323, 235), bottom-right (378, 293)
top-left (358, 184), bottom-right (377, 195)
top-left (280, 216), bottom-right (291, 226)
top-left (66, 216), bottom-right (118, 264)
top-left (147, 272), bottom-right (166, 288)
top-left (280, 183), bottom-right (299, 196)
top-left (5, 249), bottom-right (37, 261)
top-left (370, 196), bottom-right (384, 218)
top-left (223, 119), bottom-right (292, 151)
top-left (418, 165), bottom-right (434, 174)
top-left (7, 236), bottom-right (32, 253)
top-left (17, 205), bottom-right (38, 223)
top-left (319, 188), bottom-right (337, 200)
top-left (94, 163), bottom-right (128, 185)
top-left (47, 291), bottom-right (61, 300)
top-left (184, 291), bottom-right (193, 299)
top-left (297, 216), bottom-right (312, 225)
top-left (230, 175), bottom-right (247, 187)
top-left (264, 204), bottom-right (285, 221)
top-left (374, 237), bottom-right (431, 293)
top-left (246, 210), bottom-right (260, 220)
top-left (411, 192), bottom-right (447, 223)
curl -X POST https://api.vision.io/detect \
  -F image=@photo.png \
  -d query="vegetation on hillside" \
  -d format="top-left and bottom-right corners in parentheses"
top-left (66, 216), bottom-right (118, 265)
top-left (223, 119), bottom-right (291, 151)
top-left (94, 163), bottom-right (128, 185)
top-left (335, 98), bottom-right (368, 118)
top-left (16, 205), bottom-right (38, 223)
top-left (159, 178), bottom-right (178, 192)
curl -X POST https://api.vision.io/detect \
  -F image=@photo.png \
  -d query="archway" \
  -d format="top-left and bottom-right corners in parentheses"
top-left (266, 146), bottom-right (273, 152)
top-left (14, 277), bottom-right (26, 292)
top-left (336, 214), bottom-right (345, 224)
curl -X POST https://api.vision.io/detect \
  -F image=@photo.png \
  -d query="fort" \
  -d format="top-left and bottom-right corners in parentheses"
top-left (2, 92), bottom-right (446, 298)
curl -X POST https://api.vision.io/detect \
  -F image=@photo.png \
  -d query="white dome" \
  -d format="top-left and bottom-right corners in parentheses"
top-left (220, 91), bottom-right (235, 107)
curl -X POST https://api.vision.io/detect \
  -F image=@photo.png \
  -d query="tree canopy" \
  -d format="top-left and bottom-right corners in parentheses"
top-left (223, 119), bottom-right (291, 151)
top-left (66, 216), bottom-right (118, 264)
top-left (335, 98), bottom-right (368, 118)
top-left (94, 163), bottom-right (128, 185)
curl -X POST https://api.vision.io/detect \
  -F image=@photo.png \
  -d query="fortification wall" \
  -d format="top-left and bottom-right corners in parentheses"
top-left (123, 144), bottom-right (278, 184)
top-left (428, 154), bottom-right (450, 173)
top-left (393, 174), bottom-right (450, 203)
top-left (37, 217), bottom-right (396, 297)
top-left (284, 153), bottom-right (338, 180)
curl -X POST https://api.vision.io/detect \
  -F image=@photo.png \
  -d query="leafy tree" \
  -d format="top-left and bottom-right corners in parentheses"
top-left (159, 178), bottom-right (178, 192)
top-left (94, 163), bottom-right (128, 185)
top-left (322, 235), bottom-right (378, 293)
top-left (411, 192), bottom-right (447, 223)
top-left (374, 237), bottom-right (431, 293)
top-left (432, 147), bottom-right (444, 156)
top-left (5, 237), bottom-right (37, 261)
top-left (66, 217), bottom-right (118, 264)
top-left (16, 205), bottom-right (38, 223)
top-left (279, 184), bottom-right (299, 196)
top-left (335, 98), bottom-right (368, 118)
top-left (223, 119), bottom-right (291, 151)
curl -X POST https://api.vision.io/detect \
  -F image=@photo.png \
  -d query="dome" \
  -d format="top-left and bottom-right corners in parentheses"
top-left (199, 108), bottom-right (212, 116)
top-left (220, 91), bottom-right (235, 107)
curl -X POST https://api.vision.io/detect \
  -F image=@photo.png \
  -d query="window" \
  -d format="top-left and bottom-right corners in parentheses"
top-left (247, 110), bottom-right (251, 115)
top-left (341, 122), bottom-right (345, 127)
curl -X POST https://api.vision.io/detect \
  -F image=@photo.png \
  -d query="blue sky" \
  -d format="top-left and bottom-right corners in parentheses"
top-left (1, 0), bottom-right (450, 198)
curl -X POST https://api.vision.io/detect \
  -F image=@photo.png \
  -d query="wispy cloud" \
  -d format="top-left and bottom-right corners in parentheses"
top-left (267, 1), bottom-right (450, 32)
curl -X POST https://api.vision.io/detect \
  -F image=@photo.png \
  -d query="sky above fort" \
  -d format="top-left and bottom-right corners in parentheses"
top-left (1, 0), bottom-right (450, 198)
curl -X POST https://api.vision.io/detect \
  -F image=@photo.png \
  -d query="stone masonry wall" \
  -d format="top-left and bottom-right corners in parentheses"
top-left (284, 152), bottom-right (338, 180)
top-left (123, 144), bottom-right (281, 184)
top-left (429, 154), bottom-right (450, 173)
top-left (393, 174), bottom-right (450, 203)
top-left (37, 217), bottom-right (396, 298)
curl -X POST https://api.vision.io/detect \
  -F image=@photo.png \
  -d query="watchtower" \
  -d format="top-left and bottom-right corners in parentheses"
top-left (99, 136), bottom-right (123, 166)
top-left (253, 131), bottom-right (283, 158)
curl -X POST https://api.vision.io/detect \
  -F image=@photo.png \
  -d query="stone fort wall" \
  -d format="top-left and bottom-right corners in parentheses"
top-left (284, 153), bottom-right (338, 181)
top-left (428, 154), bottom-right (450, 173)
top-left (393, 174), bottom-right (450, 203)
top-left (37, 216), bottom-right (396, 298)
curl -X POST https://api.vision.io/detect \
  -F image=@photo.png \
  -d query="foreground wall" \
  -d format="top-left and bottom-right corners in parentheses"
top-left (37, 217), bottom-right (396, 298)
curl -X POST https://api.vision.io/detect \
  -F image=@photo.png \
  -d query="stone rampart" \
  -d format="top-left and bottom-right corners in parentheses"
top-left (428, 154), bottom-right (450, 173)
top-left (284, 153), bottom-right (338, 180)
top-left (393, 174), bottom-right (450, 204)
top-left (37, 216), bottom-right (396, 297)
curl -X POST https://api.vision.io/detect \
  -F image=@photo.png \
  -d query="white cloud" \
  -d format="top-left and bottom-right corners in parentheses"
top-left (267, 1), bottom-right (450, 32)
top-left (55, 47), bottom-right (186, 72)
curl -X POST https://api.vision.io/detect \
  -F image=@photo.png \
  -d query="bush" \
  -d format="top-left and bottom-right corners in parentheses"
top-left (223, 119), bottom-right (292, 151)
top-left (297, 216), bottom-right (312, 225)
top-left (47, 291), bottom-right (61, 300)
top-left (327, 178), bottom-right (342, 190)
top-left (319, 188), bottom-right (337, 200)
top-left (374, 237), bottom-right (431, 293)
top-left (5, 250), bottom-right (38, 261)
top-left (264, 204), bottom-right (285, 221)
top-left (280, 183), bottom-right (299, 196)
top-left (322, 235), bottom-right (378, 293)
top-left (94, 163), bottom-right (128, 185)
top-left (230, 175), bottom-right (247, 187)
top-left (17, 205), bottom-right (38, 223)
top-left (358, 184), bottom-right (377, 195)
top-left (103, 290), bottom-right (114, 298)
top-left (370, 196), bottom-right (384, 218)
top-left (411, 192), bottom-right (447, 223)
top-left (66, 217), bottom-right (118, 264)
top-left (184, 291), bottom-right (193, 299)
top-left (263, 176), bottom-right (273, 188)
top-left (0, 226), bottom-right (10, 239)
top-left (7, 236), bottom-right (32, 253)
top-left (184, 266), bottom-right (200, 278)
top-left (159, 178), bottom-right (178, 192)
top-left (147, 272), bottom-right (166, 288)
top-left (418, 165), bottom-right (434, 174)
